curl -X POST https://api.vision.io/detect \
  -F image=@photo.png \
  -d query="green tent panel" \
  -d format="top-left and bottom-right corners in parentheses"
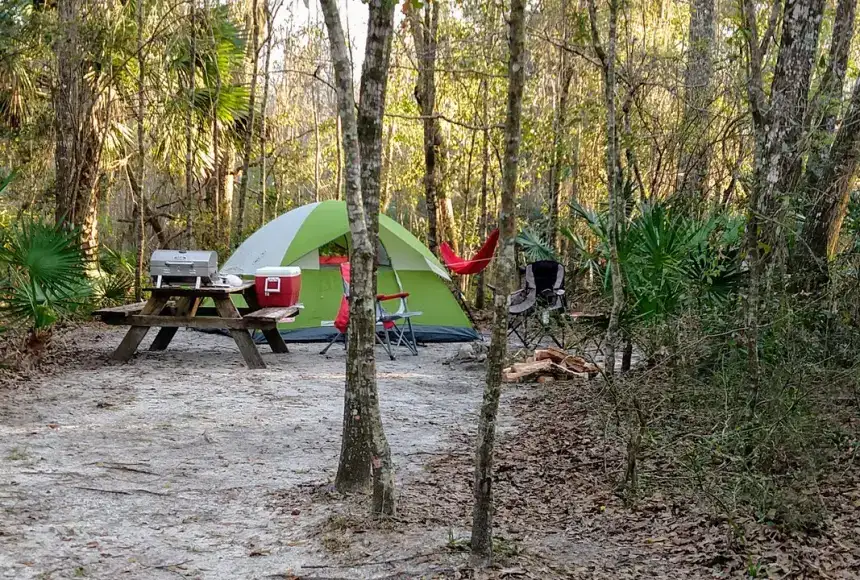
top-left (221, 201), bottom-right (478, 342)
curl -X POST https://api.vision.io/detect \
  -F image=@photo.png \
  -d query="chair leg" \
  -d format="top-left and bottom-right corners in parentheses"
top-left (320, 331), bottom-right (342, 355)
top-left (406, 318), bottom-right (418, 355)
top-left (382, 327), bottom-right (395, 360)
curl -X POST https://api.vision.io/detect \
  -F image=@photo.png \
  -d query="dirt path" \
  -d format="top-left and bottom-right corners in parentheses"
top-left (0, 326), bottom-right (499, 579)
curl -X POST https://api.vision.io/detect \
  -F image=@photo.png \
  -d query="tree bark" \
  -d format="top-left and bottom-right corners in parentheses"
top-left (475, 79), bottom-right (490, 310)
top-left (471, 0), bottom-right (526, 562)
top-left (588, 0), bottom-right (622, 376)
top-left (135, 0), bottom-right (146, 302)
top-left (185, 0), bottom-right (197, 247)
top-left (676, 0), bottom-right (715, 210)
top-left (754, 0), bottom-right (825, 272)
top-left (548, 0), bottom-right (573, 249)
top-left (793, 0), bottom-right (857, 283)
top-left (236, 0), bottom-right (260, 241)
top-left (320, 0), bottom-right (397, 517)
top-left (259, 0), bottom-right (273, 225)
top-left (805, 0), bottom-right (855, 179)
top-left (406, 0), bottom-right (446, 255)
top-left (380, 119), bottom-right (395, 212)
top-left (357, 0), bottom-right (396, 258)
top-left (54, 0), bottom-right (103, 266)
top-left (797, 78), bottom-right (860, 284)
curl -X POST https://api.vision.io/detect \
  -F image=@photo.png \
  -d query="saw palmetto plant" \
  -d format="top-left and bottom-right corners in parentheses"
top-left (0, 218), bottom-right (89, 333)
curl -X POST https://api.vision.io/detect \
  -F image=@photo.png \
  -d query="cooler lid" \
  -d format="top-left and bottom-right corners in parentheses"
top-left (256, 266), bottom-right (301, 277)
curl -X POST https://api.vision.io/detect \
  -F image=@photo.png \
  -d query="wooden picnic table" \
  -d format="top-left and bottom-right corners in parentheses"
top-left (93, 281), bottom-right (298, 369)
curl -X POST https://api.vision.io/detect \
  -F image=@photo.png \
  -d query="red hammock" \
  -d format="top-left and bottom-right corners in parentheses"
top-left (440, 229), bottom-right (499, 275)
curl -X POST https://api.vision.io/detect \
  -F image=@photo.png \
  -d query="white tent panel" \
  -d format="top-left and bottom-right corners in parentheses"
top-left (221, 202), bottom-right (320, 274)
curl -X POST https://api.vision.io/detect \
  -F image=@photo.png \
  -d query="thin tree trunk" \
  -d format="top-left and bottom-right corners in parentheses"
top-left (475, 79), bottom-right (490, 310)
top-left (548, 0), bottom-right (573, 249)
top-left (336, 110), bottom-right (344, 201)
top-left (380, 119), bottom-right (395, 212)
top-left (185, 0), bottom-right (197, 247)
top-left (236, 0), bottom-right (260, 242)
top-left (321, 0), bottom-right (397, 517)
top-left (460, 129), bottom-right (476, 253)
top-left (313, 84), bottom-right (321, 202)
top-left (676, 0), bottom-right (715, 209)
top-left (406, 0), bottom-right (443, 255)
top-left (260, 0), bottom-right (273, 225)
top-left (471, 0), bottom-right (526, 562)
top-left (135, 0), bottom-right (146, 302)
top-left (212, 117), bottom-right (221, 237)
top-left (588, 0), bottom-right (622, 376)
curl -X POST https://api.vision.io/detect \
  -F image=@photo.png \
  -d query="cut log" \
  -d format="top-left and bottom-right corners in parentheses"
top-left (535, 347), bottom-right (567, 364)
top-left (535, 348), bottom-right (600, 374)
top-left (503, 359), bottom-right (579, 382)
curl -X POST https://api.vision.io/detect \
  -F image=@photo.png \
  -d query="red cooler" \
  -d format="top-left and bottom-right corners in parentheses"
top-left (255, 267), bottom-right (301, 307)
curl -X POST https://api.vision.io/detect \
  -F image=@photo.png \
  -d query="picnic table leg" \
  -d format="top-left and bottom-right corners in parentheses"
top-left (149, 297), bottom-right (198, 351)
top-left (261, 328), bottom-right (289, 353)
top-left (243, 286), bottom-right (289, 353)
top-left (112, 295), bottom-right (169, 362)
top-left (214, 296), bottom-right (265, 369)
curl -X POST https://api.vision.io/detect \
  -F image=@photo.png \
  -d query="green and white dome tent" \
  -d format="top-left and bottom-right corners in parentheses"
top-left (221, 200), bottom-right (479, 342)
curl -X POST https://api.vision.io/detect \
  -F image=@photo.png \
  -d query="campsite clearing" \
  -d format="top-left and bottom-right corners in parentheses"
top-left (0, 324), bottom-right (502, 578)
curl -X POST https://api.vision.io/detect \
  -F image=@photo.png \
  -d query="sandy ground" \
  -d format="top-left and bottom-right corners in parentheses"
top-left (0, 326), bottom-right (504, 579)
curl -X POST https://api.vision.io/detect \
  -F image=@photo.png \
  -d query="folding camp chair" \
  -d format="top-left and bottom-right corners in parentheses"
top-left (508, 260), bottom-right (568, 349)
top-left (320, 263), bottom-right (422, 359)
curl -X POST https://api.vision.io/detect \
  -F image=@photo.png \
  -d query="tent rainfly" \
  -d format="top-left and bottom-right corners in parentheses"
top-left (221, 200), bottom-right (479, 343)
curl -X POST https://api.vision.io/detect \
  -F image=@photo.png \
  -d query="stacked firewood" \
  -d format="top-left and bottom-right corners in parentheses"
top-left (503, 347), bottom-right (599, 383)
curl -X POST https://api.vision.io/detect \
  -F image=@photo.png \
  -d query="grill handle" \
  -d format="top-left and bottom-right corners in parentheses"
top-left (165, 261), bottom-right (195, 267)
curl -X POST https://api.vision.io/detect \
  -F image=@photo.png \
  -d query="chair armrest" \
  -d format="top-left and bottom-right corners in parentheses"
top-left (377, 292), bottom-right (409, 301)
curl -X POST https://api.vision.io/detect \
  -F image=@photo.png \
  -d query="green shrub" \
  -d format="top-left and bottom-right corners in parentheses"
top-left (0, 218), bottom-right (90, 332)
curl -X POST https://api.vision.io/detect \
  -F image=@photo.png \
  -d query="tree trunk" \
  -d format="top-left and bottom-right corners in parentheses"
top-left (406, 0), bottom-right (443, 255)
top-left (676, 0), bottom-right (715, 209)
top-left (185, 0), bottom-right (197, 247)
top-left (380, 119), bottom-right (395, 212)
top-left (588, 0), bottom-right (622, 376)
top-left (471, 0), bottom-right (525, 562)
top-left (548, 0), bottom-right (573, 249)
top-left (135, 0), bottom-right (146, 302)
top-left (754, 0), bottom-right (825, 273)
top-left (336, 110), bottom-right (344, 201)
top-left (54, 0), bottom-right (103, 259)
top-left (804, 0), bottom-right (855, 180)
top-left (460, 129), bottom-right (476, 254)
top-left (212, 117), bottom-right (221, 237)
top-left (312, 83), bottom-right (321, 203)
top-left (797, 78), bottom-right (860, 285)
top-left (357, 0), bottom-right (396, 257)
top-left (79, 176), bottom-right (101, 273)
top-left (259, 0), bottom-right (273, 225)
top-left (475, 79), bottom-right (490, 310)
top-left (320, 0), bottom-right (397, 517)
top-left (220, 139), bottom-right (235, 246)
top-left (793, 0), bottom-right (857, 283)
top-left (236, 0), bottom-right (260, 242)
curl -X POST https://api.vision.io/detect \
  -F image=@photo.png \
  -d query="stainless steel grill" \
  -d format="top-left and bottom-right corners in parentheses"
top-left (150, 250), bottom-right (218, 288)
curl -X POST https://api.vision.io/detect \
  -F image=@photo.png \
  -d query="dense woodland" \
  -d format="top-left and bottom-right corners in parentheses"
top-left (3, 0), bottom-right (860, 572)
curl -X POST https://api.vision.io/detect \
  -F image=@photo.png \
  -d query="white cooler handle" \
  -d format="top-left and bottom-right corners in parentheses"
top-left (265, 276), bottom-right (281, 295)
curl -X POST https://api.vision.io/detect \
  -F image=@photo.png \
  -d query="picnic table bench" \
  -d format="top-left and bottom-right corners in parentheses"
top-left (93, 282), bottom-right (298, 369)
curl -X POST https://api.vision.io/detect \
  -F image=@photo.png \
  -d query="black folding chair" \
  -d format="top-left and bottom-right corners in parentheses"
top-left (508, 260), bottom-right (568, 349)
